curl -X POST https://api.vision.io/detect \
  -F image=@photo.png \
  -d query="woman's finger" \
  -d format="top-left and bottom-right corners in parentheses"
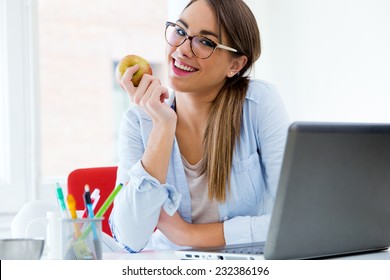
top-left (139, 79), bottom-right (160, 108)
top-left (158, 86), bottom-right (170, 103)
top-left (133, 74), bottom-right (158, 105)
top-left (120, 64), bottom-right (140, 98)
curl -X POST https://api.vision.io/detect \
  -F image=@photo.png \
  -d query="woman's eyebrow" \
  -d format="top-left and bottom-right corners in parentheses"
top-left (177, 18), bottom-right (219, 38)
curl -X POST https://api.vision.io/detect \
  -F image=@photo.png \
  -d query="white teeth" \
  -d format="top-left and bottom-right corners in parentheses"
top-left (174, 60), bottom-right (196, 72)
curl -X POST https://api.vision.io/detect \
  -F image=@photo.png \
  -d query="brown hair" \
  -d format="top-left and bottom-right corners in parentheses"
top-left (184, 0), bottom-right (261, 202)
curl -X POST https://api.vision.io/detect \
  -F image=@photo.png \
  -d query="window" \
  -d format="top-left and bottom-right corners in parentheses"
top-left (0, 0), bottom-right (37, 212)
top-left (37, 0), bottom-right (168, 194)
top-left (1, 0), bottom-right (171, 212)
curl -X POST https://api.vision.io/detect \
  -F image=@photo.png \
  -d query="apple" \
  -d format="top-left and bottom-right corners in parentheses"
top-left (115, 54), bottom-right (153, 87)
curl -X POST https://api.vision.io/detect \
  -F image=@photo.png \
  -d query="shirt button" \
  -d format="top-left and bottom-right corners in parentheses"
top-left (223, 216), bottom-right (228, 221)
top-left (169, 204), bottom-right (174, 209)
top-left (172, 195), bottom-right (177, 201)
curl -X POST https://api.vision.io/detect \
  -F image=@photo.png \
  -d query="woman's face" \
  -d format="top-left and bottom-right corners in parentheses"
top-left (166, 0), bottom-right (234, 95)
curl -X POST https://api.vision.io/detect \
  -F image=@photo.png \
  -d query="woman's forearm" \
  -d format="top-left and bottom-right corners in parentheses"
top-left (111, 163), bottom-right (181, 252)
top-left (142, 123), bottom-right (176, 184)
top-left (187, 222), bottom-right (225, 247)
top-left (157, 211), bottom-right (225, 248)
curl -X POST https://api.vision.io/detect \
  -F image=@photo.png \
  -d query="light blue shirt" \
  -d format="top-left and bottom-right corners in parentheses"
top-left (109, 80), bottom-right (290, 252)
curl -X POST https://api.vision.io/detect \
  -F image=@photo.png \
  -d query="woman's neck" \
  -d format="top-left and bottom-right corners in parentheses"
top-left (174, 91), bottom-right (216, 133)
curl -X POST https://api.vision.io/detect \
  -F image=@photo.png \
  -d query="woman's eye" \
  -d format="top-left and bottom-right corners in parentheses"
top-left (199, 38), bottom-right (215, 48)
top-left (175, 27), bottom-right (186, 37)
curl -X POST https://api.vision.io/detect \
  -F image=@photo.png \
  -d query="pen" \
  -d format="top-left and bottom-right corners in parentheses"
top-left (67, 194), bottom-right (81, 237)
top-left (84, 185), bottom-right (95, 219)
top-left (84, 184), bottom-right (101, 257)
top-left (56, 183), bottom-right (69, 218)
top-left (79, 183), bottom-right (123, 240)
top-left (67, 194), bottom-right (78, 219)
top-left (82, 188), bottom-right (100, 218)
top-left (84, 185), bottom-right (98, 238)
top-left (95, 183), bottom-right (123, 218)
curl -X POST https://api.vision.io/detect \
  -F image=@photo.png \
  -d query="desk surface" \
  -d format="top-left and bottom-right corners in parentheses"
top-left (104, 248), bottom-right (390, 260)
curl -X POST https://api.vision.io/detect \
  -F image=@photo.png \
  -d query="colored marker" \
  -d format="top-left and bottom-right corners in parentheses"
top-left (56, 183), bottom-right (69, 218)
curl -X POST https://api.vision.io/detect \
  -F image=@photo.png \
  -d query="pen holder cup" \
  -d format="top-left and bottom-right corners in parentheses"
top-left (60, 218), bottom-right (104, 260)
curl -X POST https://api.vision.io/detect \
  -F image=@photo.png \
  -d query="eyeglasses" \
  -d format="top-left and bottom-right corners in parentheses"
top-left (165, 21), bottom-right (238, 59)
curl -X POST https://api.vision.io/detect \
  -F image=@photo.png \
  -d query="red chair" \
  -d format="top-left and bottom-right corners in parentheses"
top-left (67, 166), bottom-right (118, 237)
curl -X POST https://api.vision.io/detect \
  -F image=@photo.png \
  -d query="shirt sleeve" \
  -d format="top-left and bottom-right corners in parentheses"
top-left (257, 82), bottom-right (290, 213)
top-left (223, 81), bottom-right (290, 245)
top-left (224, 215), bottom-right (271, 244)
top-left (109, 109), bottom-right (181, 252)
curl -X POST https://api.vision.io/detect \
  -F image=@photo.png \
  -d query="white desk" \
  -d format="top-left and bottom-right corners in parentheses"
top-left (104, 248), bottom-right (390, 260)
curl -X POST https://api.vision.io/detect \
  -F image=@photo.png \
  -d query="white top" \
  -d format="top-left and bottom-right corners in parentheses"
top-left (181, 156), bottom-right (219, 224)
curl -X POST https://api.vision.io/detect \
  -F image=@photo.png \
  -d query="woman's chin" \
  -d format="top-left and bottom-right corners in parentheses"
top-left (167, 77), bottom-right (188, 93)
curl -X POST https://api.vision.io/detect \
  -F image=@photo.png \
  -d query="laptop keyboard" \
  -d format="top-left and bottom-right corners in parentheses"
top-left (222, 243), bottom-right (265, 255)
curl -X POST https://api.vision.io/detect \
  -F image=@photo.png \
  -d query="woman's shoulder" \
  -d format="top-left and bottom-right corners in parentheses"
top-left (245, 79), bottom-right (282, 106)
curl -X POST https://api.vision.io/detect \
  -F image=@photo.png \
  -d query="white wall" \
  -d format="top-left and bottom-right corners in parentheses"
top-left (169, 0), bottom-right (390, 122)
top-left (250, 0), bottom-right (390, 123)
top-left (167, 0), bottom-right (187, 20)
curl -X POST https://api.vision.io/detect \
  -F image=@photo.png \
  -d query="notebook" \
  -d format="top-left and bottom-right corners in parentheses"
top-left (175, 122), bottom-right (390, 260)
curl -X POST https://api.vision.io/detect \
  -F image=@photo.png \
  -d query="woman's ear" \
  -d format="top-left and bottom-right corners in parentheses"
top-left (227, 55), bottom-right (248, 78)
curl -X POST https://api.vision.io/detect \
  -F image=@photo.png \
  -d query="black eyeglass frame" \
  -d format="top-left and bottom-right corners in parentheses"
top-left (165, 21), bottom-right (238, 59)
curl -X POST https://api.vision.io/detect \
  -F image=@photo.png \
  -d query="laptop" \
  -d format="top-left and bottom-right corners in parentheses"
top-left (175, 122), bottom-right (390, 260)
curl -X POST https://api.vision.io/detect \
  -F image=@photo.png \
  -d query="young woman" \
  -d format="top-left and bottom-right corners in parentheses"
top-left (110, 0), bottom-right (290, 253)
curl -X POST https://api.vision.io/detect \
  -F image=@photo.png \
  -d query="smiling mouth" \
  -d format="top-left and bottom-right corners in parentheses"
top-left (173, 59), bottom-right (198, 72)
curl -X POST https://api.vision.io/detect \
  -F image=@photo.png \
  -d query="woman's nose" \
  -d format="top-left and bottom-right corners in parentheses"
top-left (176, 38), bottom-right (194, 58)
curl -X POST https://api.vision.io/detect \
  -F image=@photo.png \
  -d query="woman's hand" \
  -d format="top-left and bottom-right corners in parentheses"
top-left (157, 210), bottom-right (190, 247)
top-left (157, 209), bottom-right (226, 248)
top-left (120, 65), bottom-right (177, 126)
top-left (120, 65), bottom-right (176, 184)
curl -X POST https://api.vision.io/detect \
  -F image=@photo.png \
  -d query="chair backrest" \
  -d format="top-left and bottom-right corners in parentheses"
top-left (67, 166), bottom-right (118, 237)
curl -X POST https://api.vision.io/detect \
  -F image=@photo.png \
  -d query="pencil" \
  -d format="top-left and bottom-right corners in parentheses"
top-left (79, 183), bottom-right (123, 240)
